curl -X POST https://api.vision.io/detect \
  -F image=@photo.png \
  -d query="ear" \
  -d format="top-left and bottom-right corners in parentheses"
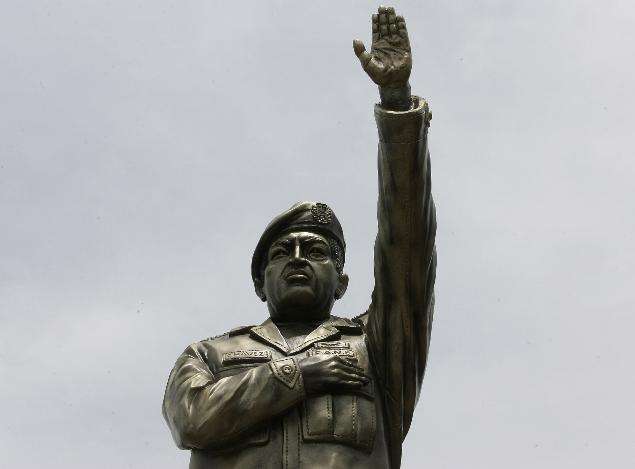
top-left (254, 278), bottom-right (267, 302)
top-left (334, 273), bottom-right (349, 300)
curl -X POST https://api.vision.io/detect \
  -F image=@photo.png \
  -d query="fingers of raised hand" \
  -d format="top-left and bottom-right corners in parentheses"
top-left (378, 6), bottom-right (389, 38)
top-left (372, 14), bottom-right (379, 42)
top-left (388, 9), bottom-right (397, 37)
top-left (377, 6), bottom-right (401, 39)
top-left (353, 39), bottom-right (371, 66)
top-left (396, 14), bottom-right (408, 39)
top-left (352, 40), bottom-right (385, 78)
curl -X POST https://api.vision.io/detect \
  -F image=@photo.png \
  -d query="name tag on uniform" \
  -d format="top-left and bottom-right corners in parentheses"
top-left (311, 341), bottom-right (357, 360)
top-left (312, 348), bottom-right (357, 359)
top-left (222, 350), bottom-right (272, 365)
top-left (314, 341), bottom-right (350, 349)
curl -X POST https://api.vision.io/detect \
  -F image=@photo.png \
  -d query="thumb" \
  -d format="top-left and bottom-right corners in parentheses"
top-left (353, 39), bottom-right (371, 66)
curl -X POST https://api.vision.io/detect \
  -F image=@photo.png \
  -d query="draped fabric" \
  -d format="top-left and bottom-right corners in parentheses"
top-left (361, 96), bottom-right (436, 468)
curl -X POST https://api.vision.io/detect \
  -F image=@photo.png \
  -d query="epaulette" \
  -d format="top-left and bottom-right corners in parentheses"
top-left (352, 311), bottom-right (369, 328)
top-left (331, 315), bottom-right (364, 334)
top-left (201, 324), bottom-right (255, 342)
top-left (228, 324), bottom-right (255, 337)
top-left (202, 332), bottom-right (228, 342)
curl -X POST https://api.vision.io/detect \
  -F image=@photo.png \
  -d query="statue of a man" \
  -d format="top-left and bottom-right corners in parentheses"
top-left (163, 6), bottom-right (436, 468)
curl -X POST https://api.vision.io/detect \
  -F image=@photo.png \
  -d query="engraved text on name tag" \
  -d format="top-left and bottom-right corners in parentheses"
top-left (311, 348), bottom-right (357, 359)
top-left (222, 350), bottom-right (272, 365)
top-left (314, 341), bottom-right (351, 349)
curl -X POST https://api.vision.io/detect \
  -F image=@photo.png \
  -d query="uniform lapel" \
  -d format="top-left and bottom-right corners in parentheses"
top-left (288, 322), bottom-right (341, 354)
top-left (250, 316), bottom-right (363, 355)
top-left (250, 318), bottom-right (289, 354)
top-left (288, 315), bottom-right (365, 354)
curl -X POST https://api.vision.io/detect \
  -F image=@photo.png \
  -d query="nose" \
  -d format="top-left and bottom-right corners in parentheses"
top-left (291, 239), bottom-right (302, 259)
top-left (290, 239), bottom-right (305, 264)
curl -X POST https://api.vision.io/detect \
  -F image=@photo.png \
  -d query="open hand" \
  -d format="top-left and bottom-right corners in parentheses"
top-left (353, 5), bottom-right (411, 88)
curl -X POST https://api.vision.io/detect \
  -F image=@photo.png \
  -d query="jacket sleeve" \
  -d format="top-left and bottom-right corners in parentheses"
top-left (362, 96), bottom-right (436, 466)
top-left (162, 343), bottom-right (305, 450)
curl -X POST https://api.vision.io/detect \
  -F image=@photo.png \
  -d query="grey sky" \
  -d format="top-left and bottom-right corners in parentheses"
top-left (1, 1), bottom-right (634, 467)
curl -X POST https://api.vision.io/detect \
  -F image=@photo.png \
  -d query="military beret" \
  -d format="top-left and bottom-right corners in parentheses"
top-left (251, 202), bottom-right (346, 282)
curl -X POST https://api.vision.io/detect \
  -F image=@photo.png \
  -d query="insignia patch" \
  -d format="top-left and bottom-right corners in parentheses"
top-left (314, 341), bottom-right (351, 349)
top-left (270, 357), bottom-right (300, 389)
top-left (222, 350), bottom-right (272, 365)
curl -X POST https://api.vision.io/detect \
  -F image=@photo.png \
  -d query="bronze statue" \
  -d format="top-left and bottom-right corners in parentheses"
top-left (163, 6), bottom-right (436, 468)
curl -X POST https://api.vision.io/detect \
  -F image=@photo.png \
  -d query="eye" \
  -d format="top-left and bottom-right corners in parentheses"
top-left (307, 246), bottom-right (328, 261)
top-left (269, 247), bottom-right (288, 261)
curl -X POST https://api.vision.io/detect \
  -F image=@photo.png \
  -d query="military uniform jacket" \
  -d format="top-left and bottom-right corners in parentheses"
top-left (163, 97), bottom-right (436, 469)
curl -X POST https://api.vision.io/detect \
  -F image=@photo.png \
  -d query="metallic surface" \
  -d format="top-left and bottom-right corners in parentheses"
top-left (163, 6), bottom-right (436, 468)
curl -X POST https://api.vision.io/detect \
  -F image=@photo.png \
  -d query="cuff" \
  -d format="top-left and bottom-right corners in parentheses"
top-left (374, 96), bottom-right (432, 143)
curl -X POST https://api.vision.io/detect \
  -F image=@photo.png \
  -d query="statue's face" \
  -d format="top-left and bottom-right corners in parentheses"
top-left (260, 231), bottom-right (348, 322)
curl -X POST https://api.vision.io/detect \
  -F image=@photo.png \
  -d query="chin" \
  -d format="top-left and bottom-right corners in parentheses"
top-left (280, 286), bottom-right (318, 307)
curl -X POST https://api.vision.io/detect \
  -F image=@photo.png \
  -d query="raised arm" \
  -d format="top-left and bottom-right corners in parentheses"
top-left (354, 6), bottom-right (436, 467)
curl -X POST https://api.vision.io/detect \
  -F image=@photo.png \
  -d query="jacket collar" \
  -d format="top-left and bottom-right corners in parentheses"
top-left (250, 315), bottom-right (362, 355)
top-left (250, 319), bottom-right (289, 354)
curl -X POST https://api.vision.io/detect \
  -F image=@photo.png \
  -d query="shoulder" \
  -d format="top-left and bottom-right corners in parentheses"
top-left (194, 324), bottom-right (256, 350)
top-left (197, 324), bottom-right (254, 343)
top-left (190, 324), bottom-right (260, 368)
top-left (329, 314), bottom-right (366, 334)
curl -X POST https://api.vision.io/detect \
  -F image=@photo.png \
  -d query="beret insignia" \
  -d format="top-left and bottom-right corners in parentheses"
top-left (311, 203), bottom-right (333, 225)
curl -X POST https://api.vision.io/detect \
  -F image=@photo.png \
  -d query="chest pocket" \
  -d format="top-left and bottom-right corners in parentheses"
top-left (300, 383), bottom-right (376, 453)
top-left (300, 341), bottom-right (377, 453)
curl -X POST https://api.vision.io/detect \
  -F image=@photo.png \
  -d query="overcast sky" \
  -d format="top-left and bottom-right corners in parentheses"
top-left (1, 1), bottom-right (634, 468)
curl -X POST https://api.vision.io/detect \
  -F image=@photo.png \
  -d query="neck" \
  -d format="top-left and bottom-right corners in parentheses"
top-left (273, 318), bottom-right (326, 328)
top-left (266, 301), bottom-right (333, 324)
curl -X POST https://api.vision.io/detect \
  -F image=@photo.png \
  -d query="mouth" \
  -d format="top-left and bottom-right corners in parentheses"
top-left (284, 270), bottom-right (311, 283)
